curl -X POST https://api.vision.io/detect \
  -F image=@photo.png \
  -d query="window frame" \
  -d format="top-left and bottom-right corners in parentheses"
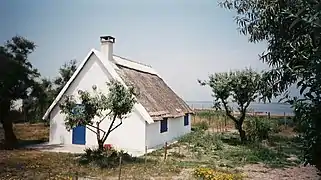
top-left (184, 113), bottom-right (189, 126)
top-left (160, 118), bottom-right (168, 133)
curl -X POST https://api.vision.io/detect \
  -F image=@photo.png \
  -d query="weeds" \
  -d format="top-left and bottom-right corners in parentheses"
top-left (178, 131), bottom-right (224, 152)
top-left (79, 147), bottom-right (140, 168)
top-left (244, 117), bottom-right (273, 141)
top-left (194, 167), bottom-right (245, 180)
top-left (192, 121), bottom-right (209, 131)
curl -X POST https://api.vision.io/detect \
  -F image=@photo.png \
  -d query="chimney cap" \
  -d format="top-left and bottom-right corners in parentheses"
top-left (100, 36), bottom-right (115, 43)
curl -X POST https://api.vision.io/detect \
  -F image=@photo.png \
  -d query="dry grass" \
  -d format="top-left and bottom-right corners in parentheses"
top-left (13, 123), bottom-right (49, 142)
top-left (0, 113), bottom-right (317, 179)
top-left (191, 111), bottom-right (235, 132)
top-left (0, 123), bottom-right (182, 179)
top-left (0, 149), bottom-right (182, 179)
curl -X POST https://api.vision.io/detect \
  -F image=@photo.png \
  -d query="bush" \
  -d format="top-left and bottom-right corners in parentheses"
top-left (179, 131), bottom-right (224, 152)
top-left (192, 121), bottom-right (209, 131)
top-left (244, 117), bottom-right (273, 141)
top-left (79, 147), bottom-right (135, 168)
top-left (193, 167), bottom-right (245, 180)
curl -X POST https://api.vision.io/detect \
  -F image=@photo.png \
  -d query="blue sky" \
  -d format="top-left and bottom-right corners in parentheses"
top-left (1, 0), bottom-right (285, 101)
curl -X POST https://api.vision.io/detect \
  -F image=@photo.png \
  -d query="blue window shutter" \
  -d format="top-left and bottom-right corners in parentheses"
top-left (184, 114), bottom-right (189, 126)
top-left (160, 118), bottom-right (168, 133)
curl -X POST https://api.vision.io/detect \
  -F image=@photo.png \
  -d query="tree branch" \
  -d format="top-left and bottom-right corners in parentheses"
top-left (99, 110), bottom-right (112, 123)
top-left (86, 126), bottom-right (97, 135)
top-left (102, 115), bottom-right (118, 143)
top-left (222, 100), bottom-right (238, 123)
top-left (87, 123), bottom-right (106, 134)
top-left (110, 119), bottom-right (122, 132)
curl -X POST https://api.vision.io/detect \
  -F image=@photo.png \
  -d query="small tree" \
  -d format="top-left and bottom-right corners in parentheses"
top-left (59, 80), bottom-right (136, 150)
top-left (199, 68), bottom-right (264, 141)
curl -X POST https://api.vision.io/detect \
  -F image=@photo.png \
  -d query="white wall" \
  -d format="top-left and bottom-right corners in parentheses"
top-left (145, 114), bottom-right (191, 149)
top-left (50, 53), bottom-right (111, 145)
top-left (88, 109), bottom-right (146, 153)
top-left (49, 53), bottom-right (146, 154)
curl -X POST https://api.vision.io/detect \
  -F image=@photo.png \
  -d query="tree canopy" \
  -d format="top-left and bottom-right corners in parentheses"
top-left (0, 36), bottom-right (39, 148)
top-left (199, 68), bottom-right (264, 141)
top-left (219, 0), bottom-right (321, 171)
top-left (59, 80), bottom-right (136, 150)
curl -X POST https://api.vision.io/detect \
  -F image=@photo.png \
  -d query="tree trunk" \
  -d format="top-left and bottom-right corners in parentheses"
top-left (98, 140), bottom-right (104, 151)
top-left (95, 122), bottom-right (104, 151)
top-left (0, 101), bottom-right (18, 149)
top-left (236, 122), bottom-right (246, 142)
top-left (239, 128), bottom-right (246, 142)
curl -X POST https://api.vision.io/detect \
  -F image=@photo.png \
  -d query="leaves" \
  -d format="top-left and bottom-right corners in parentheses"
top-left (199, 68), bottom-right (267, 140)
top-left (219, 0), bottom-right (321, 170)
top-left (59, 80), bottom-right (136, 146)
top-left (0, 36), bottom-right (39, 102)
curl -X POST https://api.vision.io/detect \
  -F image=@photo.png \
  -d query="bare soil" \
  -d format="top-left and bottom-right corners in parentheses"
top-left (241, 163), bottom-right (320, 180)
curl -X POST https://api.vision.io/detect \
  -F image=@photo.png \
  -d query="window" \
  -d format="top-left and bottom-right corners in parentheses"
top-left (72, 104), bottom-right (85, 115)
top-left (160, 118), bottom-right (168, 133)
top-left (184, 114), bottom-right (189, 126)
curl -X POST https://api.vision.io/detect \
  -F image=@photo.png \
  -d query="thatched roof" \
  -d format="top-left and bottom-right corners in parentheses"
top-left (116, 63), bottom-right (193, 121)
top-left (42, 48), bottom-right (193, 122)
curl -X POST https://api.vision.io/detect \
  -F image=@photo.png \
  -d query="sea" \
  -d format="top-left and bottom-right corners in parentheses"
top-left (186, 101), bottom-right (294, 116)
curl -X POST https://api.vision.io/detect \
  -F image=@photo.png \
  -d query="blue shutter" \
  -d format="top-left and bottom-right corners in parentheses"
top-left (160, 118), bottom-right (168, 133)
top-left (184, 114), bottom-right (189, 126)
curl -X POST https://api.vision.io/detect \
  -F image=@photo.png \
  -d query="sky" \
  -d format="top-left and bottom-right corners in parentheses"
top-left (1, 0), bottom-right (293, 102)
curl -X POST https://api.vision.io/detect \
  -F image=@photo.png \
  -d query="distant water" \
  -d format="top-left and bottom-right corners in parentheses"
top-left (186, 101), bottom-right (294, 116)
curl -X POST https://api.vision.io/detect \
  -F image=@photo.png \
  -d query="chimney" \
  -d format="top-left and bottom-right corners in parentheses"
top-left (100, 36), bottom-right (115, 62)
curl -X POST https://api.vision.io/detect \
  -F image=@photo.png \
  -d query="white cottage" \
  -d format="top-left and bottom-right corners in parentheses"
top-left (42, 36), bottom-right (194, 155)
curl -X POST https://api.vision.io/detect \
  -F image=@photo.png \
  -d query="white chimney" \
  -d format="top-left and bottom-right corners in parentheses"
top-left (100, 36), bottom-right (115, 62)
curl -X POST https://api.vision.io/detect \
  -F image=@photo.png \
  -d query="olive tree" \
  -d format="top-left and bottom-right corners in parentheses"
top-left (59, 80), bottom-right (136, 150)
top-left (219, 0), bottom-right (321, 171)
top-left (0, 36), bottom-right (39, 149)
top-left (199, 68), bottom-right (264, 141)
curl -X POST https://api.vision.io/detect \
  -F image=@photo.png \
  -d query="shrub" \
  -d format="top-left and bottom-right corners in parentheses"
top-left (193, 121), bottom-right (209, 131)
top-left (244, 117), bottom-right (273, 141)
top-left (193, 167), bottom-right (245, 180)
top-left (179, 131), bottom-right (224, 152)
top-left (79, 147), bottom-right (135, 168)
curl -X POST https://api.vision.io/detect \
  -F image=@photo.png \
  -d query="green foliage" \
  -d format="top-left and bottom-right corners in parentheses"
top-left (179, 131), bottom-right (224, 152)
top-left (199, 68), bottom-right (265, 141)
top-left (53, 59), bottom-right (77, 94)
top-left (0, 36), bottom-right (39, 102)
top-left (59, 80), bottom-right (136, 149)
top-left (0, 36), bottom-right (39, 148)
top-left (21, 59), bottom-right (78, 124)
top-left (192, 121), bottom-right (209, 131)
top-left (219, 0), bottom-right (321, 171)
top-left (79, 147), bottom-right (136, 168)
top-left (244, 117), bottom-right (273, 141)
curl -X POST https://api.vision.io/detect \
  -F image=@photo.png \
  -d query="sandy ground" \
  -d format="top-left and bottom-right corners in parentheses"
top-left (240, 163), bottom-right (320, 180)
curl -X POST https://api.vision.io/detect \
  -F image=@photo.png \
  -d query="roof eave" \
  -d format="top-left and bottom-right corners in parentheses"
top-left (42, 49), bottom-right (96, 120)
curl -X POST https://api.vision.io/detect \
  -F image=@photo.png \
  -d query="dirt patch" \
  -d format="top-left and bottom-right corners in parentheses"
top-left (240, 163), bottom-right (320, 180)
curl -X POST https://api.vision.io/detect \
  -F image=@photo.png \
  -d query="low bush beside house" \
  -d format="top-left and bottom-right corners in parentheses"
top-left (79, 146), bottom-right (137, 168)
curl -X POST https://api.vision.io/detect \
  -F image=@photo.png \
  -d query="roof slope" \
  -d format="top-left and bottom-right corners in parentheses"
top-left (42, 49), bottom-right (193, 122)
top-left (116, 64), bottom-right (193, 120)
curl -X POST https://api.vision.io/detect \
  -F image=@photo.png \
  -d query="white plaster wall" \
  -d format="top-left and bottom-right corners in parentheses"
top-left (49, 105), bottom-right (72, 144)
top-left (49, 53), bottom-right (146, 154)
top-left (87, 109), bottom-right (146, 153)
top-left (50, 53), bottom-right (112, 145)
top-left (145, 114), bottom-right (191, 149)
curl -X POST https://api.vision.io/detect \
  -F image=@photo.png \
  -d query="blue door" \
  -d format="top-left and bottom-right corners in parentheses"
top-left (72, 126), bottom-right (86, 145)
